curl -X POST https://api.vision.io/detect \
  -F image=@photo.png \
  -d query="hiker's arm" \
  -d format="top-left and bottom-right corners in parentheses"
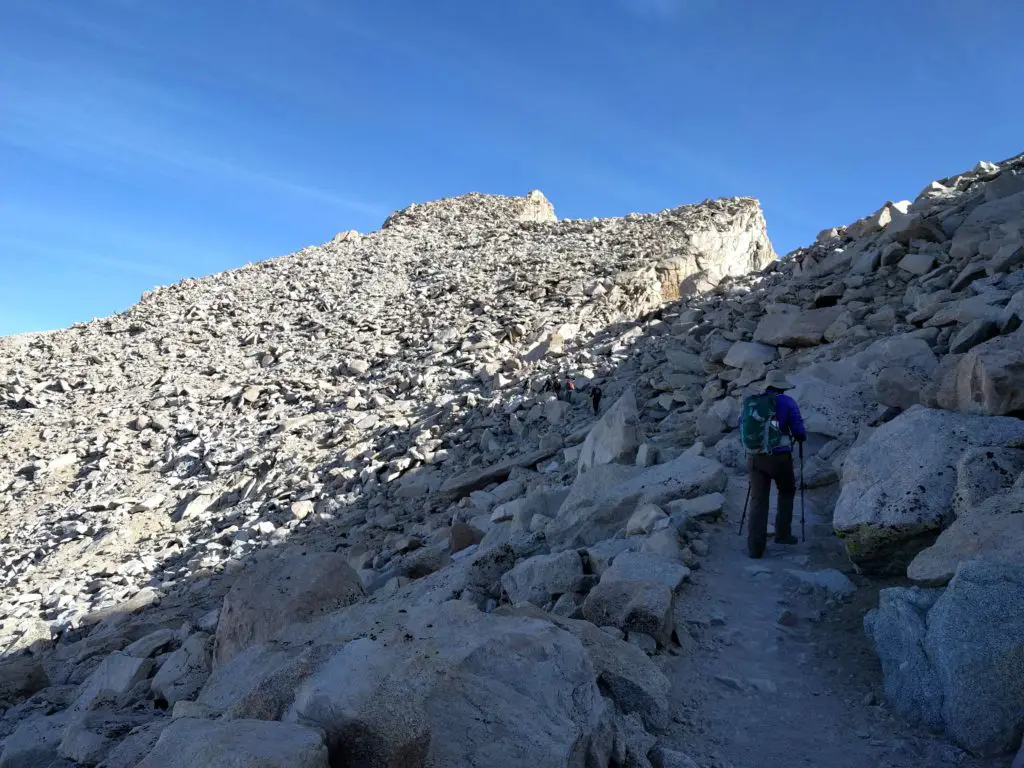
top-left (786, 398), bottom-right (807, 441)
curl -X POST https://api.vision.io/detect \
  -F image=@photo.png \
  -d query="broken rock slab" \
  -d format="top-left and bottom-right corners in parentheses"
top-left (151, 632), bottom-right (213, 706)
top-left (280, 600), bottom-right (610, 767)
top-left (73, 651), bottom-right (154, 711)
top-left (649, 745), bottom-right (701, 768)
top-left (665, 492), bottom-right (725, 523)
top-left (753, 305), bottom-right (845, 347)
top-left (500, 550), bottom-right (583, 607)
top-left (626, 503), bottom-right (668, 536)
top-left (440, 446), bottom-right (561, 498)
top-left (933, 328), bottom-right (1024, 416)
top-left (723, 341), bottom-right (777, 369)
top-left (577, 387), bottom-right (642, 476)
top-left (0, 654), bottom-right (48, 709)
top-left (582, 552), bottom-right (689, 645)
top-left (907, 489), bottom-right (1024, 587)
top-left (497, 603), bottom-right (670, 732)
top-left (949, 446), bottom-right (1024, 519)
top-left (545, 454), bottom-right (727, 548)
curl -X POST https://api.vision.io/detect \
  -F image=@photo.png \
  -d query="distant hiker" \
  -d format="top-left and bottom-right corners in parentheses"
top-left (738, 371), bottom-right (806, 559)
top-left (563, 377), bottom-right (576, 402)
top-left (590, 385), bottom-right (603, 414)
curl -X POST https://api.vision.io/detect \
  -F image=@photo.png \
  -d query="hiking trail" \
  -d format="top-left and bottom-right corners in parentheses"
top-left (655, 472), bottom-right (1007, 768)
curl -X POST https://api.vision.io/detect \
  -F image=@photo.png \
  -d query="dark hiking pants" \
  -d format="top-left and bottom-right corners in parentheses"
top-left (746, 451), bottom-right (796, 558)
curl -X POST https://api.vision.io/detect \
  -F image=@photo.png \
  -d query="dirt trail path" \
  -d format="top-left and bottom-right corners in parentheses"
top-left (656, 472), bottom-right (1007, 768)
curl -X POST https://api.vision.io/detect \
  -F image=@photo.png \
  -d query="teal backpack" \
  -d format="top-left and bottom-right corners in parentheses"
top-left (739, 393), bottom-right (783, 454)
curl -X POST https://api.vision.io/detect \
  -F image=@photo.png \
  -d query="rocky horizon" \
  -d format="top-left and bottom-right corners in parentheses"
top-left (1, 156), bottom-right (1022, 767)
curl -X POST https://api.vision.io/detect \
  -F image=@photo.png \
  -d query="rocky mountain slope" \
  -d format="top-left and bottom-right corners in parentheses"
top-left (1, 153), bottom-right (1022, 767)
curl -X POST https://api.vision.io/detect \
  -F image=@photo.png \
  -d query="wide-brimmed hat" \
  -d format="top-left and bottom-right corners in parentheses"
top-left (765, 371), bottom-right (795, 390)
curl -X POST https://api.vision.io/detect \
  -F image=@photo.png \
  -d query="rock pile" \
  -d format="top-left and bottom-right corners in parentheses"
top-left (1, 151), bottom-right (1023, 765)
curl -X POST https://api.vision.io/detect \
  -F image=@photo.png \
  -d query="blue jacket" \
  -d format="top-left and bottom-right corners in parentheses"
top-left (738, 390), bottom-right (807, 452)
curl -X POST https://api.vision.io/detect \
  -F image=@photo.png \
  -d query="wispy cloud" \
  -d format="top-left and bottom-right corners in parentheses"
top-left (0, 55), bottom-right (388, 220)
top-left (0, 233), bottom-right (179, 281)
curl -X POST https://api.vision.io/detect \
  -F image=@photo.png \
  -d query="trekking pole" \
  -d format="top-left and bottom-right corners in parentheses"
top-left (799, 442), bottom-right (806, 543)
top-left (737, 483), bottom-right (751, 536)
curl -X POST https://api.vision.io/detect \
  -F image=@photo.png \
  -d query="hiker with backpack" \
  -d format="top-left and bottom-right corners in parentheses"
top-left (738, 371), bottom-right (807, 559)
top-left (562, 376), bottom-right (576, 402)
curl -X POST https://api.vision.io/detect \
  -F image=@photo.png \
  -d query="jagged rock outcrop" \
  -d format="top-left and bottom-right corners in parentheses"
top-left (0, 191), bottom-right (768, 645)
top-left (832, 406), bottom-right (1024, 574)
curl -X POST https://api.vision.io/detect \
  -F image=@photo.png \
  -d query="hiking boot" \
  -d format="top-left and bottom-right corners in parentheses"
top-left (774, 534), bottom-right (798, 545)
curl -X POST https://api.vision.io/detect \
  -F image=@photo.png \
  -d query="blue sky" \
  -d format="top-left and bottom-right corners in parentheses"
top-left (2, 0), bottom-right (1022, 336)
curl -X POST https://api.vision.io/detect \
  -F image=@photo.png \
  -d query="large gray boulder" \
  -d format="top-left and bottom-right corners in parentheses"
top-left (198, 643), bottom-right (336, 721)
top-left (924, 295), bottom-right (1006, 328)
top-left (753, 305), bottom-right (844, 347)
top-left (876, 366), bottom-right (932, 410)
top-left (722, 341), bottom-right (776, 369)
top-left (545, 454), bottom-right (727, 548)
top-left (440, 446), bottom-right (562, 497)
top-left (497, 604), bottom-right (670, 732)
top-left (0, 714), bottom-right (67, 768)
top-left (650, 746), bottom-right (701, 768)
top-left (282, 600), bottom-right (609, 767)
top-left (664, 347), bottom-right (706, 375)
top-left (214, 551), bottom-right (363, 666)
top-left (949, 447), bottom-right (1024, 519)
top-left (949, 190), bottom-right (1024, 262)
top-left (0, 655), bottom-right (47, 710)
top-left (852, 334), bottom-right (940, 410)
top-left (853, 333), bottom-right (938, 375)
top-left (926, 561), bottom-right (1024, 755)
top-left (864, 586), bottom-right (945, 731)
top-left (491, 487), bottom-right (571, 533)
top-left (908, 490), bottom-right (1024, 586)
top-left (934, 328), bottom-right (1024, 416)
top-left (581, 552), bottom-right (689, 645)
top-left (135, 718), bottom-right (329, 768)
top-left (101, 722), bottom-right (168, 768)
top-left (833, 406), bottom-right (1024, 574)
top-left (151, 632), bottom-right (212, 706)
top-left (577, 388), bottom-right (642, 476)
top-left (72, 651), bottom-right (154, 711)
top-left (867, 561), bottom-right (1024, 756)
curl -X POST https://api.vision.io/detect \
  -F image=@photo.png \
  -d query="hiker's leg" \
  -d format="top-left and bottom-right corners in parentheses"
top-left (747, 455), bottom-right (771, 558)
top-left (772, 452), bottom-right (797, 539)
